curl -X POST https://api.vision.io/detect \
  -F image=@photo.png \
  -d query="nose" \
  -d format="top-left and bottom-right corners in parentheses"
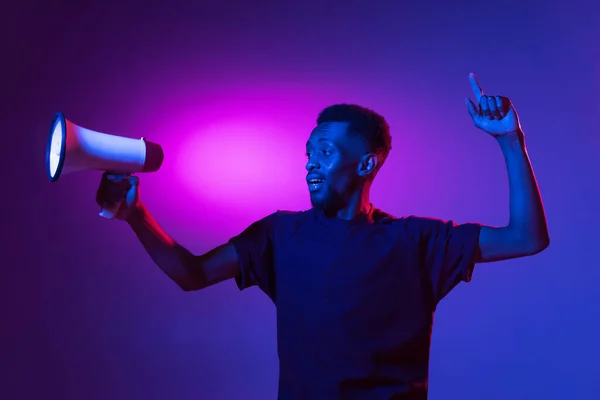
top-left (305, 156), bottom-right (320, 171)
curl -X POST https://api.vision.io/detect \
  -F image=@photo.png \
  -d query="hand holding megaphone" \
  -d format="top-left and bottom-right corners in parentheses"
top-left (96, 173), bottom-right (140, 220)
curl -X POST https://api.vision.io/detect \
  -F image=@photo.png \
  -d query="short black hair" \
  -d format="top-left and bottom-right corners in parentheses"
top-left (316, 104), bottom-right (392, 168)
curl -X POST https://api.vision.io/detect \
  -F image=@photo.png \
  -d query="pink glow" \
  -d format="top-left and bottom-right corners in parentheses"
top-left (176, 119), bottom-right (304, 207)
top-left (137, 82), bottom-right (357, 221)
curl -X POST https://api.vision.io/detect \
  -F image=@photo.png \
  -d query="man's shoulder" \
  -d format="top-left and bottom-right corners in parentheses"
top-left (372, 208), bottom-right (398, 223)
top-left (373, 208), bottom-right (462, 225)
top-left (255, 208), bottom-right (315, 229)
top-left (371, 209), bottom-right (445, 236)
top-left (270, 208), bottom-right (315, 225)
top-left (272, 209), bottom-right (312, 217)
top-left (372, 208), bottom-right (417, 227)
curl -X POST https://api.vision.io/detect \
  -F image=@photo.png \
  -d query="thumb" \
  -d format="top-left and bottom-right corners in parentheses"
top-left (125, 176), bottom-right (140, 205)
top-left (128, 175), bottom-right (139, 187)
top-left (465, 98), bottom-right (479, 118)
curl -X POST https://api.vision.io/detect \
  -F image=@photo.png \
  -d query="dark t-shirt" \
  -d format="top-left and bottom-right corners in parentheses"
top-left (228, 207), bottom-right (482, 399)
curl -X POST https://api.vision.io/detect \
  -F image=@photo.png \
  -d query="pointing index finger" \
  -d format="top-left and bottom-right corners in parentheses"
top-left (469, 72), bottom-right (484, 102)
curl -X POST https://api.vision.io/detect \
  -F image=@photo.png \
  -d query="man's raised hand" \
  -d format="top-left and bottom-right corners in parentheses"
top-left (466, 73), bottom-right (521, 137)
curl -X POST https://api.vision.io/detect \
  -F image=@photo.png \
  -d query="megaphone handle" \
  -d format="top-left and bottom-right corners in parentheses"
top-left (99, 200), bottom-right (123, 219)
top-left (99, 172), bottom-right (131, 219)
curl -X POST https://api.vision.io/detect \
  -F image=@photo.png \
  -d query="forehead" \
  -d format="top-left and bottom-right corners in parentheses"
top-left (306, 121), bottom-right (354, 147)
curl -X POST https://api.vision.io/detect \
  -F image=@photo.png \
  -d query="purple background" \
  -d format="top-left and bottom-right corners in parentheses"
top-left (3, 0), bottom-right (599, 399)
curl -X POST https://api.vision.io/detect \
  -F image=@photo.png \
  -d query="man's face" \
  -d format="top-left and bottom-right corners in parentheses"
top-left (305, 122), bottom-right (369, 211)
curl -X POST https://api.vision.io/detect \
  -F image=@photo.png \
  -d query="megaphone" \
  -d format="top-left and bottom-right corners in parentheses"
top-left (46, 112), bottom-right (164, 219)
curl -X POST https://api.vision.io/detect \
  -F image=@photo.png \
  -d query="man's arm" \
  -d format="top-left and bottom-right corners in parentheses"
top-left (465, 73), bottom-right (549, 263)
top-left (476, 131), bottom-right (549, 262)
top-left (126, 202), bottom-right (240, 291)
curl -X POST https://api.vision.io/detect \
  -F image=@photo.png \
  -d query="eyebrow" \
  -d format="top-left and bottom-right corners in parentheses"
top-left (305, 138), bottom-right (332, 148)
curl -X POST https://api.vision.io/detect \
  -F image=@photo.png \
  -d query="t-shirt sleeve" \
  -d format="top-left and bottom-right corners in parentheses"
top-left (404, 216), bottom-right (482, 303)
top-left (228, 212), bottom-right (279, 300)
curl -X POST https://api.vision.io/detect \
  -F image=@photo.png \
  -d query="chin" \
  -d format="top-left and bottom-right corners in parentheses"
top-left (310, 190), bottom-right (343, 212)
top-left (310, 195), bottom-right (326, 210)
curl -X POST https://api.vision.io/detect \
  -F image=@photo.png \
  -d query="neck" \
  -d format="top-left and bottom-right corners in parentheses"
top-left (324, 184), bottom-right (372, 220)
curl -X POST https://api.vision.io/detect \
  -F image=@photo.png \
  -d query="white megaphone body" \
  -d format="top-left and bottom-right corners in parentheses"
top-left (46, 112), bottom-right (164, 219)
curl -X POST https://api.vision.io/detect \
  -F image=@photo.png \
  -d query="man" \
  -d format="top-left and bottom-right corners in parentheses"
top-left (97, 73), bottom-right (549, 399)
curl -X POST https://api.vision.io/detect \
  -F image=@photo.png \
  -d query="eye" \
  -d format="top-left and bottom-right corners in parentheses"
top-left (322, 149), bottom-right (332, 156)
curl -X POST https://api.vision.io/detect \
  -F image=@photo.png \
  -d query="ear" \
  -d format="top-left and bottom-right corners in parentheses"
top-left (357, 153), bottom-right (378, 177)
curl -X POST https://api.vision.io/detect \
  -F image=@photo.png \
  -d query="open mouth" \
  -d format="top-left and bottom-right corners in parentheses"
top-left (307, 178), bottom-right (324, 191)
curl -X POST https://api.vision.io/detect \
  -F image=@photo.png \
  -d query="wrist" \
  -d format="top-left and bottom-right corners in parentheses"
top-left (125, 201), bottom-right (147, 225)
top-left (496, 128), bottom-right (525, 151)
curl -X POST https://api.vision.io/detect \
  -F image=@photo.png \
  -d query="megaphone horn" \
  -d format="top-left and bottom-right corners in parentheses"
top-left (46, 112), bottom-right (164, 219)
